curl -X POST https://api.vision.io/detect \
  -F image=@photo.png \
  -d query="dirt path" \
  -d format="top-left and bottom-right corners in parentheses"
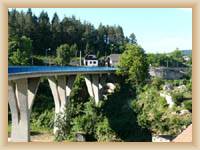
top-left (31, 132), bottom-right (54, 142)
top-left (8, 132), bottom-right (54, 142)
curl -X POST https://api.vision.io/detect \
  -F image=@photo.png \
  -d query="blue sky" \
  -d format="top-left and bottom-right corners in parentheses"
top-left (12, 8), bottom-right (192, 53)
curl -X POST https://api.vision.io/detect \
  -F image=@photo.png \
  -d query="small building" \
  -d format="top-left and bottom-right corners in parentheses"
top-left (83, 54), bottom-right (98, 66)
top-left (106, 54), bottom-right (121, 67)
top-left (183, 56), bottom-right (191, 62)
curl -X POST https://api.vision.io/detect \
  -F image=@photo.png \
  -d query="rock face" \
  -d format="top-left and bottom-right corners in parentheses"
top-left (149, 67), bottom-right (189, 80)
top-left (106, 83), bottom-right (116, 93)
top-left (163, 84), bottom-right (173, 91)
top-left (179, 109), bottom-right (190, 116)
top-left (160, 93), bottom-right (174, 108)
top-left (177, 85), bottom-right (187, 92)
top-left (152, 135), bottom-right (173, 142)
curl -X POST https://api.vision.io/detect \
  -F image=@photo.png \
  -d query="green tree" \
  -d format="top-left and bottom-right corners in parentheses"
top-left (51, 13), bottom-right (61, 54)
top-left (56, 44), bottom-right (71, 65)
top-left (129, 33), bottom-right (137, 44)
top-left (118, 44), bottom-right (149, 85)
top-left (37, 11), bottom-right (51, 55)
top-left (9, 36), bottom-right (32, 65)
top-left (70, 43), bottom-right (78, 57)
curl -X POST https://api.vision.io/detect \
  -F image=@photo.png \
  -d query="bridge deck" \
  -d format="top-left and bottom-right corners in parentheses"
top-left (8, 66), bottom-right (117, 80)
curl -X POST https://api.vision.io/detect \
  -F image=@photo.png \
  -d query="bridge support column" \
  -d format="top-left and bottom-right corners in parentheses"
top-left (98, 74), bottom-right (106, 99)
top-left (28, 78), bottom-right (41, 117)
top-left (85, 74), bottom-right (102, 105)
top-left (48, 76), bottom-right (66, 134)
top-left (66, 75), bottom-right (76, 97)
top-left (48, 75), bottom-right (75, 134)
top-left (8, 78), bottom-right (40, 142)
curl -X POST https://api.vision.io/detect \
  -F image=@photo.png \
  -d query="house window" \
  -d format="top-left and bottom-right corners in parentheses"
top-left (90, 61), bottom-right (92, 64)
top-left (93, 61), bottom-right (96, 64)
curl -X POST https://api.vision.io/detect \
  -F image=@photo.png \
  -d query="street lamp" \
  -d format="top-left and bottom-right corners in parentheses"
top-left (45, 48), bottom-right (51, 66)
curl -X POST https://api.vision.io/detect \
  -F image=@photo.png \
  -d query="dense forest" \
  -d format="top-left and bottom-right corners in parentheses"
top-left (8, 8), bottom-right (139, 66)
top-left (8, 9), bottom-right (192, 142)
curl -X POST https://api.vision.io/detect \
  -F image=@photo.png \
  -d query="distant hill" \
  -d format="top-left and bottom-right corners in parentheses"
top-left (181, 50), bottom-right (192, 56)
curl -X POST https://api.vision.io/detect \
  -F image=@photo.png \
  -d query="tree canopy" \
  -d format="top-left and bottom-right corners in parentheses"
top-left (56, 44), bottom-right (71, 65)
top-left (8, 9), bottom-right (137, 61)
top-left (117, 44), bottom-right (149, 85)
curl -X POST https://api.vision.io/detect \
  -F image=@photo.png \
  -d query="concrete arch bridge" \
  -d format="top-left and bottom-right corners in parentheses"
top-left (8, 66), bottom-right (117, 142)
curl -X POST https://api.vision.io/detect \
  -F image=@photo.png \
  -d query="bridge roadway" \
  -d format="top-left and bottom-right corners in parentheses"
top-left (9, 66), bottom-right (117, 80)
top-left (8, 66), bottom-right (117, 142)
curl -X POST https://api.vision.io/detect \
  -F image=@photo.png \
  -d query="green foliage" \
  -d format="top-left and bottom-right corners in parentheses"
top-left (171, 91), bottom-right (184, 105)
top-left (186, 79), bottom-right (192, 92)
top-left (31, 109), bottom-right (54, 130)
top-left (8, 9), bottom-right (132, 59)
top-left (95, 117), bottom-right (120, 141)
top-left (151, 77), bottom-right (164, 90)
top-left (56, 44), bottom-right (71, 65)
top-left (129, 33), bottom-right (137, 44)
top-left (132, 86), bottom-right (192, 136)
top-left (102, 83), bottom-right (152, 141)
top-left (170, 49), bottom-right (183, 62)
top-left (70, 43), bottom-right (78, 57)
top-left (183, 100), bottom-right (192, 112)
top-left (147, 50), bottom-right (188, 68)
top-left (71, 100), bottom-right (99, 135)
top-left (54, 107), bottom-right (72, 141)
top-left (117, 44), bottom-right (149, 86)
top-left (9, 36), bottom-right (32, 65)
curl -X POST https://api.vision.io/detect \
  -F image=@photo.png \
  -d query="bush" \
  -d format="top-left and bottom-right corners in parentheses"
top-left (31, 109), bottom-right (54, 130)
top-left (173, 80), bottom-right (180, 86)
top-left (151, 77), bottom-right (164, 90)
top-left (95, 117), bottom-right (120, 141)
top-left (186, 79), bottom-right (192, 92)
top-left (183, 100), bottom-right (192, 112)
top-left (54, 109), bottom-right (71, 142)
top-left (171, 92), bottom-right (184, 105)
top-left (70, 100), bottom-right (99, 136)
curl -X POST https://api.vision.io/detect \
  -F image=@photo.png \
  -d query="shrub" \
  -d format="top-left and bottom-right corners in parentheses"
top-left (54, 101), bottom-right (74, 141)
top-left (183, 100), bottom-right (192, 112)
top-left (173, 80), bottom-right (180, 86)
top-left (31, 109), bottom-right (54, 130)
top-left (54, 110), bottom-right (71, 142)
top-left (95, 117), bottom-right (119, 141)
top-left (151, 77), bottom-right (164, 90)
top-left (186, 79), bottom-right (192, 92)
top-left (171, 92), bottom-right (184, 105)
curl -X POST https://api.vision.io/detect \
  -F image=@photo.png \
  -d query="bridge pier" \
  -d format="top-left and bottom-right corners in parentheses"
top-left (48, 75), bottom-right (76, 134)
top-left (8, 78), bottom-right (40, 142)
top-left (85, 74), bottom-right (106, 105)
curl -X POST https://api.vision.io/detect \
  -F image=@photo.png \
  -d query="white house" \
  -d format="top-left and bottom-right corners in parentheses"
top-left (83, 54), bottom-right (98, 66)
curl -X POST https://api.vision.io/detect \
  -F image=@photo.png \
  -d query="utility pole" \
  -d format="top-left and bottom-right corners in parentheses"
top-left (31, 51), bottom-right (34, 65)
top-left (45, 48), bottom-right (51, 66)
top-left (80, 50), bottom-right (82, 66)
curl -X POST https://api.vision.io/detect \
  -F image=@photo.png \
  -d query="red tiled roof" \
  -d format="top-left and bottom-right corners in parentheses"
top-left (173, 124), bottom-right (192, 142)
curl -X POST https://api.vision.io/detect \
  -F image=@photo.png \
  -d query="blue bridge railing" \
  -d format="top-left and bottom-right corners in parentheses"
top-left (8, 66), bottom-right (117, 75)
